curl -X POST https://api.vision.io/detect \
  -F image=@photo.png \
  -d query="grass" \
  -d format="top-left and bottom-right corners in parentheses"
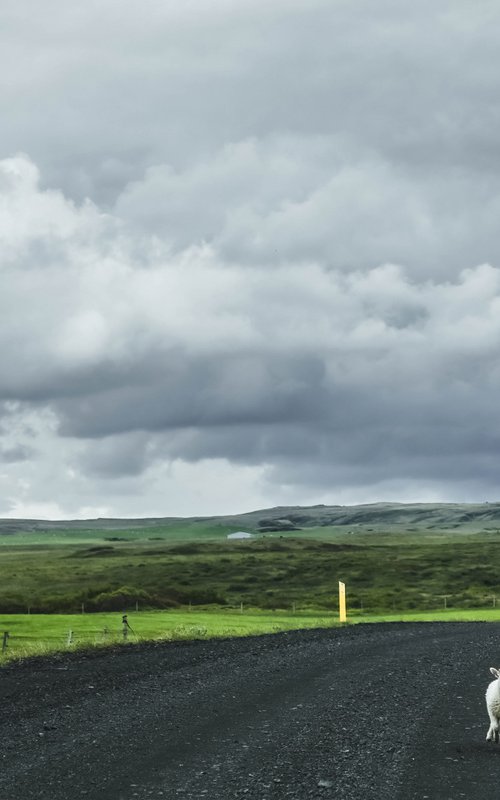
top-left (3, 517), bottom-right (500, 653)
top-left (0, 609), bottom-right (337, 663)
top-left (3, 531), bottom-right (500, 614)
top-left (0, 520), bottom-right (500, 615)
top-left (0, 521), bottom-right (236, 547)
top-left (4, 508), bottom-right (500, 665)
top-left (358, 608), bottom-right (500, 623)
top-left (2, 607), bottom-right (500, 664)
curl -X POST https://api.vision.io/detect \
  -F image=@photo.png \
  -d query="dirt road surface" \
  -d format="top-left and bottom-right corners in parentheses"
top-left (1, 622), bottom-right (500, 799)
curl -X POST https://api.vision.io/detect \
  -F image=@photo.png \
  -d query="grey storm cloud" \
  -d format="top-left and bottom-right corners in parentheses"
top-left (0, 443), bottom-right (33, 463)
top-left (0, 4), bottom-right (498, 188)
top-left (2, 0), bottom-right (500, 276)
top-left (2, 0), bottom-right (500, 517)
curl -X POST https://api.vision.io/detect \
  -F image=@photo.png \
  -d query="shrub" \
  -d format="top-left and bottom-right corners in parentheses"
top-left (89, 586), bottom-right (153, 611)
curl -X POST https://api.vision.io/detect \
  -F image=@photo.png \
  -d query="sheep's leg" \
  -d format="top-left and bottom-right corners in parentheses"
top-left (486, 715), bottom-right (499, 742)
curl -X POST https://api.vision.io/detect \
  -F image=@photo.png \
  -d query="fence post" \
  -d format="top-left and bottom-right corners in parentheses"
top-left (2, 631), bottom-right (9, 653)
top-left (339, 581), bottom-right (347, 623)
top-left (439, 594), bottom-right (452, 610)
top-left (67, 630), bottom-right (73, 646)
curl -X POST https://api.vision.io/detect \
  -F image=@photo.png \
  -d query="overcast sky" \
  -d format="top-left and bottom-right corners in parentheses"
top-left (2, 0), bottom-right (500, 519)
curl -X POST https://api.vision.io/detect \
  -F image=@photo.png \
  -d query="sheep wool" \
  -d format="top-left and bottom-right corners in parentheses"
top-left (486, 667), bottom-right (500, 742)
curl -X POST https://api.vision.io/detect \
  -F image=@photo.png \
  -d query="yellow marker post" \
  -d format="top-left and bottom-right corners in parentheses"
top-left (339, 580), bottom-right (347, 623)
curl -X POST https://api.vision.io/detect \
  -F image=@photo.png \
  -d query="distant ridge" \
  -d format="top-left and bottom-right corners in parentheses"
top-left (2, 501), bottom-right (500, 534)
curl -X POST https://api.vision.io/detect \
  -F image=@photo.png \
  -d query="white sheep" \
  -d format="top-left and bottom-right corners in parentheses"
top-left (486, 667), bottom-right (500, 742)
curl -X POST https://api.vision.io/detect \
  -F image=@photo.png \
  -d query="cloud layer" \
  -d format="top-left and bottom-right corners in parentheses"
top-left (2, 1), bottom-right (500, 516)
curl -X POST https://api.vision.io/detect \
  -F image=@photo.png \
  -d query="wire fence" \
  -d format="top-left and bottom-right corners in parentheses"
top-left (1, 623), bottom-right (132, 655)
top-left (2, 596), bottom-right (500, 662)
top-left (0, 623), bottom-right (220, 661)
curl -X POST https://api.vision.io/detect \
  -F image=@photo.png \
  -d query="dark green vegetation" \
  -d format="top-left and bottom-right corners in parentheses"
top-left (2, 502), bottom-right (500, 613)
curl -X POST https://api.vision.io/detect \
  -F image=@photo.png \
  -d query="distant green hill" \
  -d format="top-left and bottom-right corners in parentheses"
top-left (2, 501), bottom-right (500, 537)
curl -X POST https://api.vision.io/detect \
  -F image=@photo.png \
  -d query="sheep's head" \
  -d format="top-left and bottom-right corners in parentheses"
top-left (490, 668), bottom-right (500, 679)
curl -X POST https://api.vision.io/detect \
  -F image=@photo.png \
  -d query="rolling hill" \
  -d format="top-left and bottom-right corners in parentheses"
top-left (2, 501), bottom-right (500, 536)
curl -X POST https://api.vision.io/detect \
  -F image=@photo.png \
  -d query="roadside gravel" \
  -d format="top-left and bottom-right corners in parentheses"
top-left (1, 622), bottom-right (500, 799)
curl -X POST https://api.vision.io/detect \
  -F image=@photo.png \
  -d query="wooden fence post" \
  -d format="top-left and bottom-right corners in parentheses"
top-left (67, 630), bottom-right (73, 646)
top-left (2, 631), bottom-right (9, 653)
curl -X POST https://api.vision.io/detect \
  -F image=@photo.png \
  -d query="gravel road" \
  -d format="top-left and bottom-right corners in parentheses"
top-left (1, 622), bottom-right (500, 800)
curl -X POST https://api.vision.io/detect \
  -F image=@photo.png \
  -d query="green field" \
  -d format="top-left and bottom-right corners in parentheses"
top-left (2, 528), bottom-right (500, 615)
top-left (2, 607), bottom-right (500, 664)
top-left (0, 521), bottom-right (233, 548)
top-left (3, 503), bottom-right (500, 659)
top-left (0, 609), bottom-right (336, 662)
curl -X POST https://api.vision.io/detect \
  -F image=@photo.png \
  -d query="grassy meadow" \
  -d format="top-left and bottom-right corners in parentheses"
top-left (2, 607), bottom-right (500, 664)
top-left (0, 609), bottom-right (336, 662)
top-left (3, 503), bottom-right (500, 660)
top-left (2, 527), bottom-right (500, 614)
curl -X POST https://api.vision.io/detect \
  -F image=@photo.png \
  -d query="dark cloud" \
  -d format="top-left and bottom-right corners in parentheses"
top-left (76, 432), bottom-right (154, 478)
top-left (1, 2), bottom-right (499, 206)
top-left (0, 443), bottom-right (33, 463)
top-left (55, 354), bottom-right (328, 438)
